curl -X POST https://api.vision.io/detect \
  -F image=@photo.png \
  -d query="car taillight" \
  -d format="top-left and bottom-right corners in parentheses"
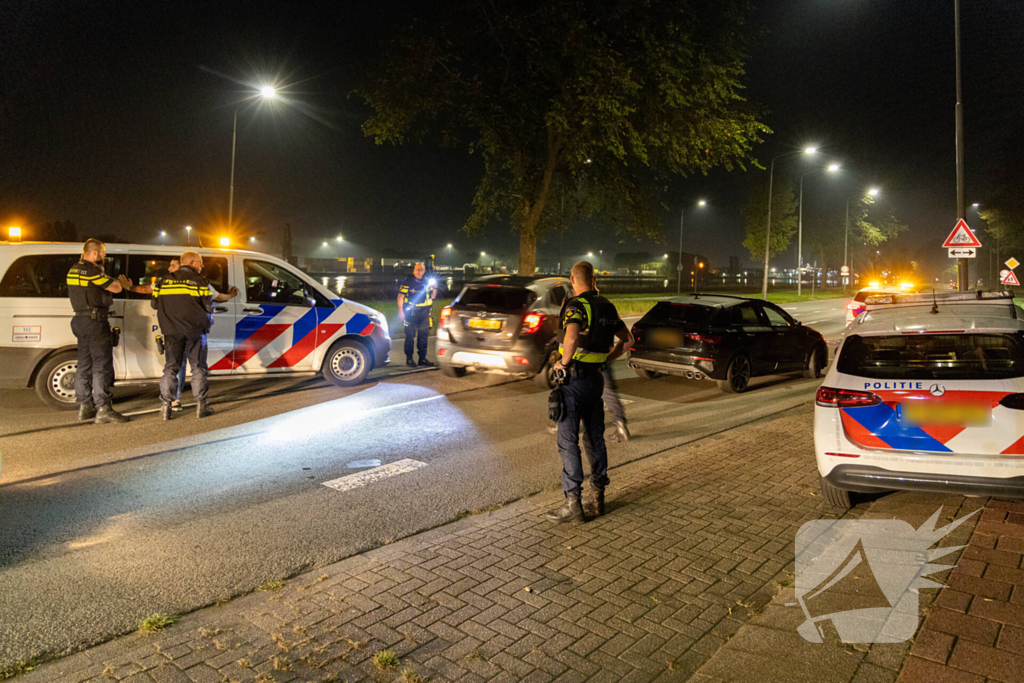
top-left (685, 333), bottom-right (722, 344)
top-left (439, 306), bottom-right (452, 328)
top-left (520, 312), bottom-right (546, 335)
top-left (1000, 394), bottom-right (1024, 410)
top-left (816, 386), bottom-right (882, 408)
top-left (630, 325), bottom-right (642, 343)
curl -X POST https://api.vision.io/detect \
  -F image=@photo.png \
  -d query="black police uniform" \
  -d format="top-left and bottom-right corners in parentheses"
top-left (399, 275), bottom-right (435, 363)
top-left (66, 259), bottom-right (116, 409)
top-left (553, 290), bottom-right (625, 498)
top-left (154, 265), bottom-right (214, 406)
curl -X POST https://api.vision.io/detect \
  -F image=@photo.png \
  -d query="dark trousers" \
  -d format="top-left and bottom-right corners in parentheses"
top-left (581, 366), bottom-right (626, 454)
top-left (160, 333), bottom-right (209, 403)
top-left (556, 369), bottom-right (609, 497)
top-left (71, 317), bottom-right (114, 407)
top-left (403, 307), bottom-right (430, 360)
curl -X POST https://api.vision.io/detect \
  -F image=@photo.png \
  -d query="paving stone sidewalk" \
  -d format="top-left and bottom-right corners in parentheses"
top-left (12, 407), bottom-right (980, 683)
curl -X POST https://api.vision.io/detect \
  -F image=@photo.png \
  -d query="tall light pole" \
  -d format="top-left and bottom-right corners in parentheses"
top-left (954, 0), bottom-right (967, 291)
top-left (678, 199), bottom-right (707, 294)
top-left (796, 163), bottom-right (840, 296)
top-left (762, 146), bottom-right (818, 299)
top-left (228, 85), bottom-right (278, 233)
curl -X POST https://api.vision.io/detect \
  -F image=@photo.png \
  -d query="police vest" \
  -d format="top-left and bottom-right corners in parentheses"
top-left (153, 265), bottom-right (214, 336)
top-left (399, 277), bottom-right (434, 308)
top-left (557, 291), bottom-right (623, 365)
top-left (66, 259), bottom-right (114, 314)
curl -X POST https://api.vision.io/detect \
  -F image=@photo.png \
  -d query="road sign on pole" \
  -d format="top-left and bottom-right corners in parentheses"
top-left (1002, 270), bottom-right (1020, 286)
top-left (942, 219), bottom-right (982, 248)
top-left (1007, 257), bottom-right (1020, 270)
top-left (840, 265), bottom-right (850, 274)
top-left (948, 248), bottom-right (976, 258)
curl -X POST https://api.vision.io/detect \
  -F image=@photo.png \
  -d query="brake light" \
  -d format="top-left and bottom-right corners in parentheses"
top-left (514, 356), bottom-right (530, 365)
top-left (439, 306), bottom-right (452, 328)
top-left (520, 312), bottom-right (546, 335)
top-left (1000, 394), bottom-right (1024, 410)
top-left (815, 386), bottom-right (882, 408)
top-left (685, 333), bottom-right (722, 344)
top-left (630, 325), bottom-right (642, 343)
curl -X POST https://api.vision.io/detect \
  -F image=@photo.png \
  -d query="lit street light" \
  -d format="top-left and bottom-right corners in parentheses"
top-left (227, 84), bottom-right (280, 233)
top-left (259, 85), bottom-right (277, 99)
top-left (249, 236), bottom-right (256, 243)
top-left (336, 235), bottom-right (343, 242)
top-left (159, 231), bottom-right (167, 237)
top-left (678, 199), bottom-right (708, 294)
top-left (763, 146), bottom-right (818, 298)
top-left (868, 187), bottom-right (880, 196)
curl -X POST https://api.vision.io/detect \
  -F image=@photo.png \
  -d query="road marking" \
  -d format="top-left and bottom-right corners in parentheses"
top-left (783, 307), bottom-right (798, 310)
top-left (322, 458), bottom-right (427, 492)
top-left (347, 459), bottom-right (382, 468)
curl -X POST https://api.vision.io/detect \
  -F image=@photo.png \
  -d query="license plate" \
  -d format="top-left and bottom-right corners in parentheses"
top-left (650, 328), bottom-right (684, 348)
top-left (467, 318), bottom-right (502, 330)
top-left (903, 402), bottom-right (991, 427)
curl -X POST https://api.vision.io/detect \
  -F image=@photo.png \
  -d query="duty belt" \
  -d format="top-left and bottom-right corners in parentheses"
top-left (74, 308), bottom-right (110, 321)
top-left (569, 361), bottom-right (603, 378)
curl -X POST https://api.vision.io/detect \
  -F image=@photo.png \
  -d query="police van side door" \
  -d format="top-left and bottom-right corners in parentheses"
top-left (102, 252), bottom-right (129, 380)
top-left (228, 259), bottom-right (317, 373)
top-left (121, 253), bottom-right (175, 380)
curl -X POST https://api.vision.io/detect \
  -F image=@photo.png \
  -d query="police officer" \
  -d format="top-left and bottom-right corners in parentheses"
top-left (66, 239), bottom-right (130, 423)
top-left (397, 262), bottom-right (438, 367)
top-left (544, 261), bottom-right (632, 523)
top-left (154, 251), bottom-right (237, 420)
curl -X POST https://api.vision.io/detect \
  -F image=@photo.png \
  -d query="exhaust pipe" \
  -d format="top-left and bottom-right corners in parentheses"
top-left (693, 372), bottom-right (703, 380)
top-left (685, 371), bottom-right (694, 379)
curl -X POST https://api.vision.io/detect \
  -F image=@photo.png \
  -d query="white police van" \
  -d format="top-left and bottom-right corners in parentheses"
top-left (0, 242), bottom-right (391, 409)
top-left (815, 289), bottom-right (1024, 508)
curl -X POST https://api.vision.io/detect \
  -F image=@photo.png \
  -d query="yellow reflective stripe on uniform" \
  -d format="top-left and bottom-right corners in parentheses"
top-left (557, 345), bottom-right (608, 364)
top-left (399, 285), bottom-right (410, 295)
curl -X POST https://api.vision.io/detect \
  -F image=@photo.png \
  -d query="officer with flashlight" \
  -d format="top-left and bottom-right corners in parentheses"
top-left (397, 262), bottom-right (438, 367)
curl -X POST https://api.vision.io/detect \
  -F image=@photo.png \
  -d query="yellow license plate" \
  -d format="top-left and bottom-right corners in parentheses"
top-left (467, 318), bottom-right (502, 330)
top-left (903, 402), bottom-right (991, 427)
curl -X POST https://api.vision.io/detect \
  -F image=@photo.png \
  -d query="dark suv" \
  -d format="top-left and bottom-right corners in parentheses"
top-left (436, 275), bottom-right (570, 388)
top-left (628, 294), bottom-right (827, 393)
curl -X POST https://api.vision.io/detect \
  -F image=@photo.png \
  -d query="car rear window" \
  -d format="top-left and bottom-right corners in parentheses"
top-left (642, 302), bottom-right (715, 326)
top-left (456, 286), bottom-right (535, 311)
top-left (838, 333), bottom-right (1024, 380)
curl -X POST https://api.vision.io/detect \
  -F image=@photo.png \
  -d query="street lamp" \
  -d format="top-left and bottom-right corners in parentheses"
top-left (796, 163), bottom-right (840, 296)
top-left (844, 187), bottom-right (881, 291)
top-left (335, 235), bottom-right (343, 242)
top-left (446, 244), bottom-right (453, 269)
top-left (762, 146), bottom-right (818, 299)
top-left (677, 199), bottom-right (708, 294)
top-left (227, 85), bottom-right (280, 233)
top-left (159, 231), bottom-right (167, 237)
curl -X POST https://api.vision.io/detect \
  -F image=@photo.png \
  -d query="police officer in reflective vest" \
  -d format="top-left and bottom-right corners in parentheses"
top-left (154, 251), bottom-right (224, 420)
top-left (397, 261), bottom-right (438, 367)
top-left (545, 261), bottom-right (632, 523)
top-left (66, 239), bottom-right (130, 423)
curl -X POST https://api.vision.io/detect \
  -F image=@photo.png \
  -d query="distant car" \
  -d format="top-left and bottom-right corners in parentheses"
top-left (816, 289), bottom-right (1024, 508)
top-left (436, 275), bottom-right (569, 388)
top-left (628, 294), bottom-right (827, 393)
top-left (846, 285), bottom-right (921, 323)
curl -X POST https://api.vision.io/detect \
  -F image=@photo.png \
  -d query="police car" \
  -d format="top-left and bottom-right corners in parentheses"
top-left (0, 242), bottom-right (391, 409)
top-left (815, 289), bottom-right (1024, 508)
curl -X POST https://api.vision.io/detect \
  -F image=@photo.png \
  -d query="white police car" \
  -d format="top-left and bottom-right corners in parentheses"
top-left (0, 242), bottom-right (391, 409)
top-left (815, 290), bottom-right (1024, 508)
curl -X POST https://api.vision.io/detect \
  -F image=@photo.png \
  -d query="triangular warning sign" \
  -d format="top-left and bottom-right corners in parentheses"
top-left (942, 219), bottom-right (982, 248)
top-left (1002, 270), bottom-right (1020, 286)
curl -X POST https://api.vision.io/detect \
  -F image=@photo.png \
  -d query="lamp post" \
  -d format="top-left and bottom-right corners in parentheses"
top-left (762, 146), bottom-right (818, 299)
top-left (954, 0), bottom-right (967, 291)
top-left (227, 85), bottom-right (278, 233)
top-left (796, 163), bottom-right (840, 296)
top-left (843, 187), bottom-right (880, 291)
top-left (677, 199), bottom-right (707, 294)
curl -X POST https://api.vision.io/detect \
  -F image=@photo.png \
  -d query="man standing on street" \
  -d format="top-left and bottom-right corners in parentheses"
top-left (397, 261), bottom-right (438, 368)
top-left (153, 251), bottom-right (237, 420)
top-left (66, 239), bottom-right (129, 423)
top-left (545, 261), bottom-right (632, 523)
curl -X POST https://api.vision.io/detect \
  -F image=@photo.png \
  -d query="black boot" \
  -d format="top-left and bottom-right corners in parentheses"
top-left (78, 403), bottom-right (96, 422)
top-left (543, 495), bottom-right (584, 524)
top-left (196, 400), bottom-right (214, 418)
top-left (406, 358), bottom-right (417, 368)
top-left (94, 404), bottom-right (128, 424)
top-left (160, 402), bottom-right (173, 421)
top-left (418, 358), bottom-right (435, 367)
top-left (588, 488), bottom-right (606, 517)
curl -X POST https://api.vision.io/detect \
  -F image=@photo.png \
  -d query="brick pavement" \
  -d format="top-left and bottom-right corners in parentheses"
top-left (9, 406), bottom-right (987, 683)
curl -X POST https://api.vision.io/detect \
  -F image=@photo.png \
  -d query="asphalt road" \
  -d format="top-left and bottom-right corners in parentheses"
top-left (0, 297), bottom-right (851, 668)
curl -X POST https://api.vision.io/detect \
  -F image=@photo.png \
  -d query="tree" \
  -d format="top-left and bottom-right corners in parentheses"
top-left (979, 127), bottom-right (1024, 255)
top-left (361, 0), bottom-right (768, 275)
top-left (742, 174), bottom-right (797, 262)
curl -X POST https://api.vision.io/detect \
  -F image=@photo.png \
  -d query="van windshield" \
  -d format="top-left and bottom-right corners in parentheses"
top-left (838, 333), bottom-right (1024, 380)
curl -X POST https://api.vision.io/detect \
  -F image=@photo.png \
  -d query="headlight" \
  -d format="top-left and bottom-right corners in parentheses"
top-left (369, 311), bottom-right (389, 336)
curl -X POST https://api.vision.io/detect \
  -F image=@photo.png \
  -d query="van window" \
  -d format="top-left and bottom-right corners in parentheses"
top-left (125, 255), bottom-right (230, 300)
top-left (838, 333), bottom-right (1024, 380)
top-left (243, 260), bottom-right (310, 307)
top-left (0, 254), bottom-right (126, 298)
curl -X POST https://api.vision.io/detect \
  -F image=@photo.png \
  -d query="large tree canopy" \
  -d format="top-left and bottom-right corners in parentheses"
top-left (742, 173), bottom-right (797, 262)
top-left (360, 0), bottom-right (768, 275)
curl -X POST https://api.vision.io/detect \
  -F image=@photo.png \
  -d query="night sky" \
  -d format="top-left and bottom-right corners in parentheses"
top-left (2, 1), bottom-right (1022, 279)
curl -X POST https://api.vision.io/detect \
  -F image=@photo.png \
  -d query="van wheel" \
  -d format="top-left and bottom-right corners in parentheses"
top-left (34, 351), bottom-right (79, 410)
top-left (819, 474), bottom-right (852, 509)
top-left (322, 340), bottom-right (371, 387)
top-left (716, 353), bottom-right (751, 393)
top-left (441, 365), bottom-right (467, 378)
top-left (634, 367), bottom-right (660, 380)
top-left (803, 344), bottom-right (827, 379)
